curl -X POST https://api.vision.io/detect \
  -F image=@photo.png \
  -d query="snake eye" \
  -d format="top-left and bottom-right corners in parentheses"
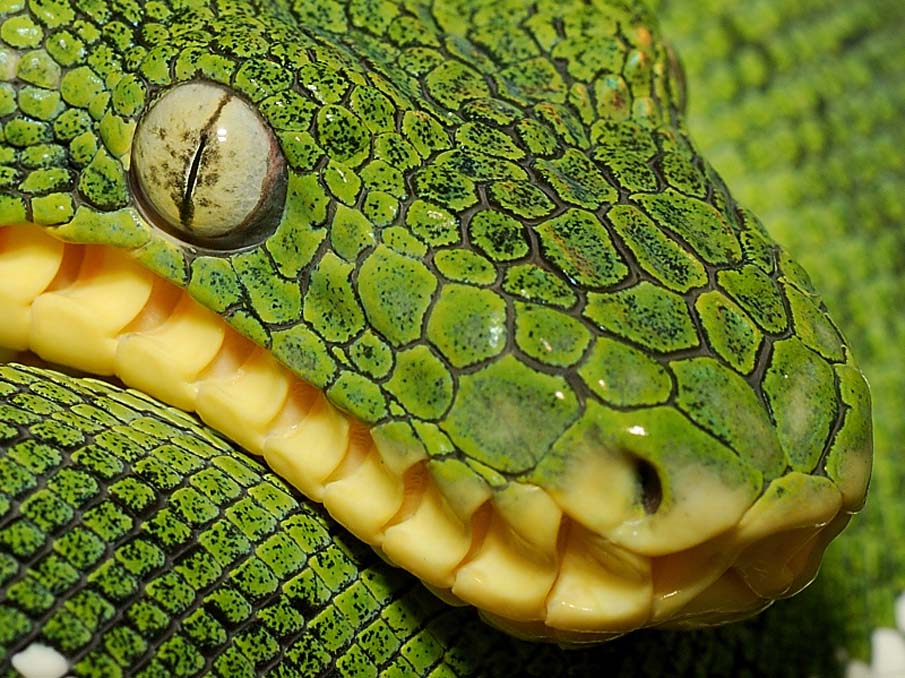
top-left (131, 81), bottom-right (286, 249)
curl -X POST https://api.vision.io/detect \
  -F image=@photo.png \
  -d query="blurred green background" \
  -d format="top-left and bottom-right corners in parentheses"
top-left (655, 0), bottom-right (905, 662)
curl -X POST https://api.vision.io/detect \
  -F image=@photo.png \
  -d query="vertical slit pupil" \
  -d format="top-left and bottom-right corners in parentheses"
top-left (180, 132), bottom-right (208, 228)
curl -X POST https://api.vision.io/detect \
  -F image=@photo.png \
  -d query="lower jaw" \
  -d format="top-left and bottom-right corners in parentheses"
top-left (0, 222), bottom-right (849, 643)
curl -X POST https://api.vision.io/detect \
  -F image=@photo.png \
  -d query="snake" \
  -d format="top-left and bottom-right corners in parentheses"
top-left (0, 0), bottom-right (901, 675)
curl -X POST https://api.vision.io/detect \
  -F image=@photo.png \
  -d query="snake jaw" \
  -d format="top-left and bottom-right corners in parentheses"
top-left (0, 223), bottom-right (867, 644)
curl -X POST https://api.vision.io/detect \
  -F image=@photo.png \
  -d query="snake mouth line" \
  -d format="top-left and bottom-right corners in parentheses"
top-left (0, 223), bottom-right (852, 643)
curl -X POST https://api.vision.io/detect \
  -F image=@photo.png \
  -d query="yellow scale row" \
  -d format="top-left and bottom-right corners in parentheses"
top-left (0, 224), bottom-right (849, 642)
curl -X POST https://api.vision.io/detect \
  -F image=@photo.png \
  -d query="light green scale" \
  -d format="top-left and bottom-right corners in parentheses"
top-left (0, 0), bottom-right (900, 674)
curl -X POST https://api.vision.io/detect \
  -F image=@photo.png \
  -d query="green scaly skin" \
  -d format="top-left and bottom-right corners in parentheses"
top-left (0, 0), bottom-right (899, 674)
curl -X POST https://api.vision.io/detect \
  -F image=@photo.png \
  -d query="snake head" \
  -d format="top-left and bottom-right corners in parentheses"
top-left (0, 0), bottom-right (871, 642)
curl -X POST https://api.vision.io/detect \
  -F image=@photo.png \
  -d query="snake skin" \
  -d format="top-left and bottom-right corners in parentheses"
top-left (1, 0), bottom-right (903, 674)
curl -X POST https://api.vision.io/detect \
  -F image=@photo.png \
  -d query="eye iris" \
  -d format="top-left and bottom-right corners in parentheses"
top-left (132, 81), bottom-right (284, 244)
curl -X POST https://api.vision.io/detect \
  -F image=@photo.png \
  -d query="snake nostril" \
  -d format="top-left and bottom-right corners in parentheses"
top-left (634, 457), bottom-right (662, 515)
